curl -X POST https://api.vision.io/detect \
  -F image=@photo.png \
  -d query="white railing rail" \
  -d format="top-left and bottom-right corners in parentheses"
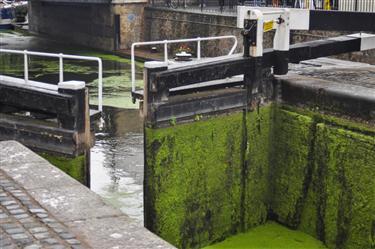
top-left (131, 35), bottom-right (238, 92)
top-left (0, 49), bottom-right (103, 112)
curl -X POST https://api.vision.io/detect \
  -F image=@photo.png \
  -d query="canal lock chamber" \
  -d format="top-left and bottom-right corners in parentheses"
top-left (144, 104), bottom-right (375, 249)
top-left (2, 30), bottom-right (374, 249)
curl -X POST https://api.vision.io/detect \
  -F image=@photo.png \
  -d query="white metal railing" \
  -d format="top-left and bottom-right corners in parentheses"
top-left (0, 49), bottom-right (103, 112)
top-left (131, 35), bottom-right (238, 92)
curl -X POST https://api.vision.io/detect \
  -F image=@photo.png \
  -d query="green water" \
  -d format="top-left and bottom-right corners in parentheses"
top-left (0, 30), bottom-right (144, 109)
top-left (203, 222), bottom-right (328, 249)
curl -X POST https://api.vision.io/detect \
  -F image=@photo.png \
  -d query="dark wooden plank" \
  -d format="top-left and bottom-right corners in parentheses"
top-left (151, 55), bottom-right (252, 90)
top-left (151, 88), bottom-right (247, 124)
top-left (0, 84), bottom-right (75, 116)
top-left (0, 113), bottom-right (78, 156)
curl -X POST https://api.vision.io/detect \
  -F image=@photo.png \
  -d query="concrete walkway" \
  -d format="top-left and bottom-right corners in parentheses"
top-left (0, 141), bottom-right (175, 249)
top-left (0, 169), bottom-right (86, 249)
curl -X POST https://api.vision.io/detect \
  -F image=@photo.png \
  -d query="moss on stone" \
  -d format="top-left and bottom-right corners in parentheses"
top-left (269, 108), bottom-right (315, 227)
top-left (202, 221), bottom-right (328, 249)
top-left (242, 106), bottom-right (272, 230)
top-left (270, 105), bottom-right (375, 249)
top-left (145, 104), bottom-right (375, 249)
top-left (145, 112), bottom-right (245, 248)
top-left (40, 153), bottom-right (87, 184)
top-left (301, 123), bottom-right (375, 249)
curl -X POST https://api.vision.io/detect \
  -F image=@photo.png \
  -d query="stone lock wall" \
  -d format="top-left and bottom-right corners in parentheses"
top-left (28, 1), bottom-right (147, 51)
top-left (144, 8), bottom-right (375, 64)
top-left (143, 7), bottom-right (275, 57)
top-left (112, 2), bottom-right (147, 50)
top-left (145, 107), bottom-right (272, 249)
top-left (144, 104), bottom-right (375, 249)
top-left (29, 1), bottom-right (115, 50)
top-left (144, 7), bottom-right (243, 57)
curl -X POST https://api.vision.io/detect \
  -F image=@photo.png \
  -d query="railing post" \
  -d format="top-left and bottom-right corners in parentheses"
top-left (164, 41), bottom-right (168, 62)
top-left (24, 50), bottom-right (28, 84)
top-left (59, 53), bottom-right (64, 83)
top-left (131, 45), bottom-right (136, 93)
top-left (97, 59), bottom-right (103, 112)
top-left (197, 38), bottom-right (201, 60)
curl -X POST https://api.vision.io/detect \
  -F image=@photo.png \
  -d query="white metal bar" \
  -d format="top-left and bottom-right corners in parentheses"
top-left (97, 59), bottom-right (103, 112)
top-left (24, 50), bottom-right (28, 84)
top-left (164, 42), bottom-right (168, 62)
top-left (130, 35), bottom-right (238, 94)
top-left (131, 44), bottom-right (136, 93)
top-left (59, 53), bottom-right (63, 83)
top-left (0, 48), bottom-right (103, 112)
top-left (197, 38), bottom-right (201, 60)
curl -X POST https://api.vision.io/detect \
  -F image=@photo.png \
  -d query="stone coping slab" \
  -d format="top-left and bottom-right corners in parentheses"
top-left (0, 140), bottom-right (175, 249)
top-left (277, 58), bottom-right (375, 121)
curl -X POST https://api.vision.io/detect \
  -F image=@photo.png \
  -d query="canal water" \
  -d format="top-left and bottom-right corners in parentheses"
top-left (0, 30), bottom-right (145, 222)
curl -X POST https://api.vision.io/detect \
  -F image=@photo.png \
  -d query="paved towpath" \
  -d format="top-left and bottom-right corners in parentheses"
top-left (0, 169), bottom-right (87, 249)
top-left (0, 141), bottom-right (175, 249)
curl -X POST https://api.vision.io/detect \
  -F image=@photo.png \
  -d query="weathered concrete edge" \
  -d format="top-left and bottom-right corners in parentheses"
top-left (0, 140), bottom-right (176, 249)
top-left (275, 75), bottom-right (375, 121)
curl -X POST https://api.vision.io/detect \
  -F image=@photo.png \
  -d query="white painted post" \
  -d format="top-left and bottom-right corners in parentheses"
top-left (97, 59), bottom-right (103, 112)
top-left (59, 53), bottom-right (64, 83)
top-left (274, 9), bottom-right (291, 52)
top-left (24, 50), bottom-right (28, 84)
top-left (164, 41), bottom-right (168, 62)
top-left (131, 44), bottom-right (136, 93)
top-left (197, 37), bottom-right (201, 60)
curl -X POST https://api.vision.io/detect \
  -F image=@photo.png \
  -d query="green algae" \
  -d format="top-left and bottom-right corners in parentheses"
top-left (0, 51), bottom-right (145, 109)
top-left (203, 222), bottom-right (328, 249)
top-left (145, 112), bottom-right (245, 248)
top-left (242, 106), bottom-right (272, 230)
top-left (145, 104), bottom-right (375, 249)
top-left (269, 109), bottom-right (315, 227)
top-left (80, 51), bottom-right (144, 67)
top-left (89, 75), bottom-right (143, 109)
top-left (280, 105), bottom-right (375, 135)
top-left (0, 54), bottom-right (94, 78)
top-left (40, 153), bottom-right (87, 185)
top-left (145, 107), bottom-right (274, 248)
top-left (269, 105), bottom-right (375, 249)
top-left (300, 123), bottom-right (375, 249)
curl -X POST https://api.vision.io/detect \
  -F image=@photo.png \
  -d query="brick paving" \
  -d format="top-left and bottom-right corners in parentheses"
top-left (0, 169), bottom-right (87, 249)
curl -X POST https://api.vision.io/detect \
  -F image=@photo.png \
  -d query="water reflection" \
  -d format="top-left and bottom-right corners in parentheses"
top-left (91, 106), bottom-right (144, 222)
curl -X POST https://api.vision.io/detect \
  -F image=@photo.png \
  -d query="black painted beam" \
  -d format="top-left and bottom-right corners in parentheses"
top-left (151, 36), bottom-right (362, 90)
top-left (0, 84), bottom-right (74, 116)
top-left (309, 10), bottom-right (375, 32)
top-left (152, 55), bottom-right (251, 90)
top-left (288, 35), bottom-right (361, 63)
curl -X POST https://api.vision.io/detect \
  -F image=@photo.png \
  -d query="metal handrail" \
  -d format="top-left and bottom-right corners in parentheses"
top-left (0, 49), bottom-right (103, 112)
top-left (131, 35), bottom-right (238, 92)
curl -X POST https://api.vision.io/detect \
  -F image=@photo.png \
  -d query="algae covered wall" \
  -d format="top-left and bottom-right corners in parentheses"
top-left (40, 153), bottom-right (89, 186)
top-left (270, 106), bottom-right (375, 249)
top-left (144, 104), bottom-right (375, 249)
top-left (145, 107), bottom-right (273, 249)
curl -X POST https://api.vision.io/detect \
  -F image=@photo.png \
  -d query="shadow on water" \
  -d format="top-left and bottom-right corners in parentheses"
top-left (1, 30), bottom-right (146, 223)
